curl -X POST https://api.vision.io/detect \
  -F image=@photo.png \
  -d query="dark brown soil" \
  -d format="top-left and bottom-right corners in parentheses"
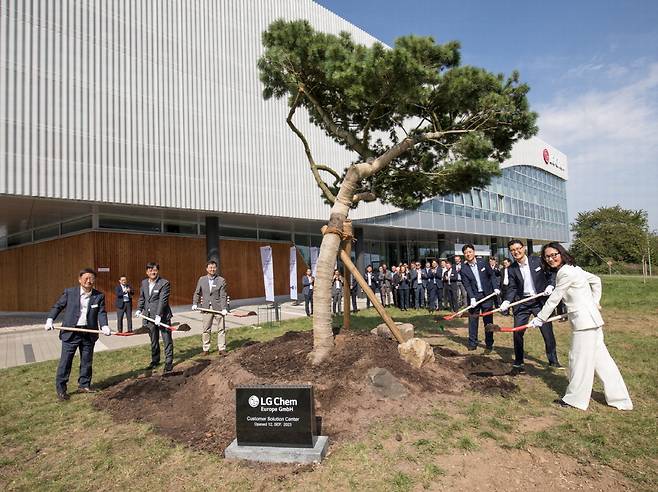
top-left (94, 331), bottom-right (517, 455)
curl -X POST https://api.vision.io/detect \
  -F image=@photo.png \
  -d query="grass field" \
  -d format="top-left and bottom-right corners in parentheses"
top-left (1, 276), bottom-right (657, 491)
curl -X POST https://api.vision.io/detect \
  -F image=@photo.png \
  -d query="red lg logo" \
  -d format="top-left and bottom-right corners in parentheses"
top-left (542, 148), bottom-right (550, 164)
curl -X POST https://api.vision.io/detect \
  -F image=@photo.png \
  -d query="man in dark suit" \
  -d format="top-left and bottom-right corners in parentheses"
top-left (192, 260), bottom-right (228, 355)
top-left (426, 260), bottom-right (442, 312)
top-left (331, 269), bottom-right (344, 314)
top-left (302, 269), bottom-right (314, 316)
top-left (442, 260), bottom-right (459, 312)
top-left (409, 263), bottom-right (418, 309)
top-left (459, 245), bottom-right (500, 352)
top-left (350, 274), bottom-right (359, 312)
top-left (114, 275), bottom-right (134, 333)
top-left (135, 262), bottom-right (174, 372)
top-left (363, 264), bottom-right (378, 309)
top-left (501, 239), bottom-right (560, 374)
top-left (45, 268), bottom-right (111, 401)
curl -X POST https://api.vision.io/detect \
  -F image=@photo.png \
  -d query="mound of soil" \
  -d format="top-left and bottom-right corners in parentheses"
top-left (94, 331), bottom-right (517, 455)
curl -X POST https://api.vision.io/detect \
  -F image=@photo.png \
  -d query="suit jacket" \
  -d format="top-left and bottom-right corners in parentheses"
top-left (460, 260), bottom-right (499, 299)
top-left (137, 277), bottom-right (173, 322)
top-left (505, 256), bottom-right (554, 302)
top-left (442, 268), bottom-right (457, 287)
top-left (302, 275), bottom-right (314, 296)
top-left (537, 265), bottom-right (603, 330)
top-left (409, 269), bottom-right (419, 288)
top-left (331, 277), bottom-right (344, 296)
top-left (379, 271), bottom-right (393, 287)
top-left (363, 271), bottom-right (379, 290)
top-left (192, 275), bottom-right (228, 310)
top-left (48, 287), bottom-right (108, 342)
top-left (114, 284), bottom-right (134, 308)
top-left (420, 268), bottom-right (431, 288)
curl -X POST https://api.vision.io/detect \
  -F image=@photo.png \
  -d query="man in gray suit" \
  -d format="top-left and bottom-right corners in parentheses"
top-left (192, 260), bottom-right (228, 355)
top-left (135, 262), bottom-right (174, 372)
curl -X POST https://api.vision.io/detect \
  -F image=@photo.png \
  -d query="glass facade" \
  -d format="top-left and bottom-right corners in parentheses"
top-left (358, 165), bottom-right (569, 244)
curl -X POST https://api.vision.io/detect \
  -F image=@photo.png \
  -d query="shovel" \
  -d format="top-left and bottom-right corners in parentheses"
top-left (479, 292), bottom-right (546, 317)
top-left (198, 307), bottom-right (227, 316)
top-left (443, 291), bottom-right (498, 320)
top-left (485, 314), bottom-right (567, 333)
top-left (138, 313), bottom-right (191, 332)
top-left (55, 326), bottom-right (105, 335)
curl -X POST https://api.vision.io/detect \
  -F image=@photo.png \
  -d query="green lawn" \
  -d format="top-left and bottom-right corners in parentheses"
top-left (1, 276), bottom-right (657, 491)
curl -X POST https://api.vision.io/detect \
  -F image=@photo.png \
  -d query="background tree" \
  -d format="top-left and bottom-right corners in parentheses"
top-left (570, 206), bottom-right (651, 270)
top-left (258, 19), bottom-right (537, 363)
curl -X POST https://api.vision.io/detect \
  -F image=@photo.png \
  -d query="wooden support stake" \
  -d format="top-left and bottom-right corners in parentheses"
top-left (339, 249), bottom-right (405, 344)
top-left (342, 220), bottom-right (353, 330)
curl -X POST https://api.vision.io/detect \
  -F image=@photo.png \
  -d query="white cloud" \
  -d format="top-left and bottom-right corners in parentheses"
top-left (536, 61), bottom-right (658, 229)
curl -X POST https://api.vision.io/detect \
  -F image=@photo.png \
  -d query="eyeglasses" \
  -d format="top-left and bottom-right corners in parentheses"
top-left (544, 252), bottom-right (561, 260)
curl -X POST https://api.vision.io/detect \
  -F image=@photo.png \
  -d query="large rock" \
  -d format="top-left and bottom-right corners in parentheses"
top-left (398, 338), bottom-right (435, 368)
top-left (370, 322), bottom-right (415, 342)
top-left (367, 367), bottom-right (408, 399)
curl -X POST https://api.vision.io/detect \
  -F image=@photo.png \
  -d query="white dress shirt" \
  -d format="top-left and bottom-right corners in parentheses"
top-left (76, 287), bottom-right (92, 326)
top-left (467, 261), bottom-right (483, 292)
top-left (518, 258), bottom-right (537, 296)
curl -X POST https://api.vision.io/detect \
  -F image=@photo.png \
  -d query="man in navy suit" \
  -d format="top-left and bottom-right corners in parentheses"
top-left (45, 268), bottom-right (111, 401)
top-left (135, 262), bottom-right (174, 372)
top-left (302, 269), bottom-right (314, 316)
top-left (501, 239), bottom-right (560, 374)
top-left (460, 244), bottom-right (500, 352)
top-left (115, 275), bottom-right (134, 333)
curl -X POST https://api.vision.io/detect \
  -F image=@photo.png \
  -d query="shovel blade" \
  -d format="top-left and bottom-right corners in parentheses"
top-left (485, 323), bottom-right (501, 333)
top-left (174, 323), bottom-right (191, 332)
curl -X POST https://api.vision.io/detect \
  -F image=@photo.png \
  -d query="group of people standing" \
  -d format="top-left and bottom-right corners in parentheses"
top-left (45, 260), bottom-right (228, 402)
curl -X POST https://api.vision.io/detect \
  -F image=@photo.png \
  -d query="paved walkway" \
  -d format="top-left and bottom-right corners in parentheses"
top-left (0, 299), bottom-right (324, 369)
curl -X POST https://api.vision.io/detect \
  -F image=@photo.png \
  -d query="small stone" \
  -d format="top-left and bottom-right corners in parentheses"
top-left (395, 433), bottom-right (402, 442)
top-left (371, 322), bottom-right (415, 342)
top-left (397, 338), bottom-right (435, 368)
top-left (367, 367), bottom-right (408, 399)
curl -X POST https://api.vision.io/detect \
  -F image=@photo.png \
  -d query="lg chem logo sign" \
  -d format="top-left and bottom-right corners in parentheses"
top-left (248, 395), bottom-right (260, 408)
top-left (543, 148), bottom-right (550, 164)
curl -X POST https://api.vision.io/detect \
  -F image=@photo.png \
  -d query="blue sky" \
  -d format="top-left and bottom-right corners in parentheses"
top-left (315, 0), bottom-right (658, 230)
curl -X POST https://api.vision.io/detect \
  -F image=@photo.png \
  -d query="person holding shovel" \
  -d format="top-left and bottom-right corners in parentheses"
top-left (192, 260), bottom-right (228, 356)
top-left (45, 268), bottom-right (111, 401)
top-left (501, 239), bottom-right (560, 375)
top-left (530, 242), bottom-right (633, 411)
top-left (135, 262), bottom-right (174, 372)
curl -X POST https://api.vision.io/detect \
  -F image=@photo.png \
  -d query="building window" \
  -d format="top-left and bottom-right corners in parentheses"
top-left (98, 215), bottom-right (160, 233)
top-left (61, 216), bottom-right (93, 235)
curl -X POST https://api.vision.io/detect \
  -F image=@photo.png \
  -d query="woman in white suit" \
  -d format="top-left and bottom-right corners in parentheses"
top-left (530, 242), bottom-right (633, 411)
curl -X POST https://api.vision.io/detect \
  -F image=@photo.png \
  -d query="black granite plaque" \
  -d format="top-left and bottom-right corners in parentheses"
top-left (236, 384), bottom-right (317, 447)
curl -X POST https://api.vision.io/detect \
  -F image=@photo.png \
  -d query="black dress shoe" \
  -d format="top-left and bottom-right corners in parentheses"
top-left (77, 387), bottom-right (96, 394)
top-left (57, 392), bottom-right (70, 402)
top-left (147, 362), bottom-right (160, 370)
top-left (163, 365), bottom-right (173, 374)
top-left (549, 362), bottom-right (564, 369)
top-left (510, 365), bottom-right (526, 376)
top-left (467, 346), bottom-right (477, 351)
top-left (483, 347), bottom-right (493, 355)
top-left (553, 398), bottom-right (573, 408)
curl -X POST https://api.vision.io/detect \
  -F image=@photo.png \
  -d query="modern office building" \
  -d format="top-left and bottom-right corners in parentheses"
top-left (0, 0), bottom-right (568, 311)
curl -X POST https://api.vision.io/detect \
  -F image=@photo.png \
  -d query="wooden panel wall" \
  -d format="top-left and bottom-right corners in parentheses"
top-left (0, 231), bottom-right (309, 312)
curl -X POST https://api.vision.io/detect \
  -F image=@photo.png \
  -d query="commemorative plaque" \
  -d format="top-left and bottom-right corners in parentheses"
top-left (236, 384), bottom-right (316, 448)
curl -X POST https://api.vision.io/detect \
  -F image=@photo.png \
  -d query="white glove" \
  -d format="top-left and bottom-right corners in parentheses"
top-left (45, 318), bottom-right (54, 331)
top-left (134, 310), bottom-right (142, 318)
top-left (154, 315), bottom-right (162, 326)
top-left (220, 309), bottom-right (228, 316)
top-left (544, 285), bottom-right (555, 296)
top-left (470, 298), bottom-right (477, 308)
top-left (191, 304), bottom-right (198, 311)
top-left (499, 300), bottom-right (511, 313)
top-left (101, 325), bottom-right (111, 336)
top-left (493, 289), bottom-right (501, 295)
top-left (530, 317), bottom-right (544, 328)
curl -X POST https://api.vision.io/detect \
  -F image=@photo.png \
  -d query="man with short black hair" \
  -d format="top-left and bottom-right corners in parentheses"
top-left (135, 262), bottom-right (174, 372)
top-left (192, 260), bottom-right (228, 356)
top-left (45, 268), bottom-right (111, 401)
top-left (460, 244), bottom-right (500, 352)
top-left (502, 240), bottom-right (560, 374)
top-left (115, 275), bottom-right (134, 333)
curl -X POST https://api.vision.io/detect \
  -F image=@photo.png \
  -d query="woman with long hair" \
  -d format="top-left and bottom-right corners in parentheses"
top-left (530, 242), bottom-right (632, 410)
top-left (397, 264), bottom-right (410, 311)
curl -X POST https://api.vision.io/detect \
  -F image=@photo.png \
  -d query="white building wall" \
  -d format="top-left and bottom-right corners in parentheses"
top-left (0, 0), bottom-right (383, 219)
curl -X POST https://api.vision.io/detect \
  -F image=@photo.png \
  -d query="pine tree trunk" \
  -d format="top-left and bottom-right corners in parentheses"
top-left (307, 167), bottom-right (361, 364)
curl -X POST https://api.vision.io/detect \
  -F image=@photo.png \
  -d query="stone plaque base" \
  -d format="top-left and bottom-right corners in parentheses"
top-left (224, 436), bottom-right (329, 464)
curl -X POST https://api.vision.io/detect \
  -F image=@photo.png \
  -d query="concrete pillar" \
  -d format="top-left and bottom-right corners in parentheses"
top-left (205, 216), bottom-right (220, 265)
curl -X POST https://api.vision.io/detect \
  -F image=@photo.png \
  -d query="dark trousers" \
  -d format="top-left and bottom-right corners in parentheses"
top-left (366, 285), bottom-right (376, 308)
top-left (467, 293), bottom-right (495, 349)
top-left (392, 288), bottom-right (399, 307)
top-left (351, 290), bottom-right (358, 312)
top-left (427, 284), bottom-right (439, 310)
top-left (409, 287), bottom-right (416, 308)
top-left (513, 299), bottom-right (558, 366)
top-left (399, 288), bottom-right (409, 309)
top-left (55, 332), bottom-right (95, 394)
top-left (332, 294), bottom-right (342, 314)
top-left (148, 322), bottom-right (174, 366)
top-left (304, 292), bottom-right (313, 316)
top-left (445, 284), bottom-right (458, 311)
top-left (117, 302), bottom-right (133, 332)
top-left (415, 285), bottom-right (425, 308)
